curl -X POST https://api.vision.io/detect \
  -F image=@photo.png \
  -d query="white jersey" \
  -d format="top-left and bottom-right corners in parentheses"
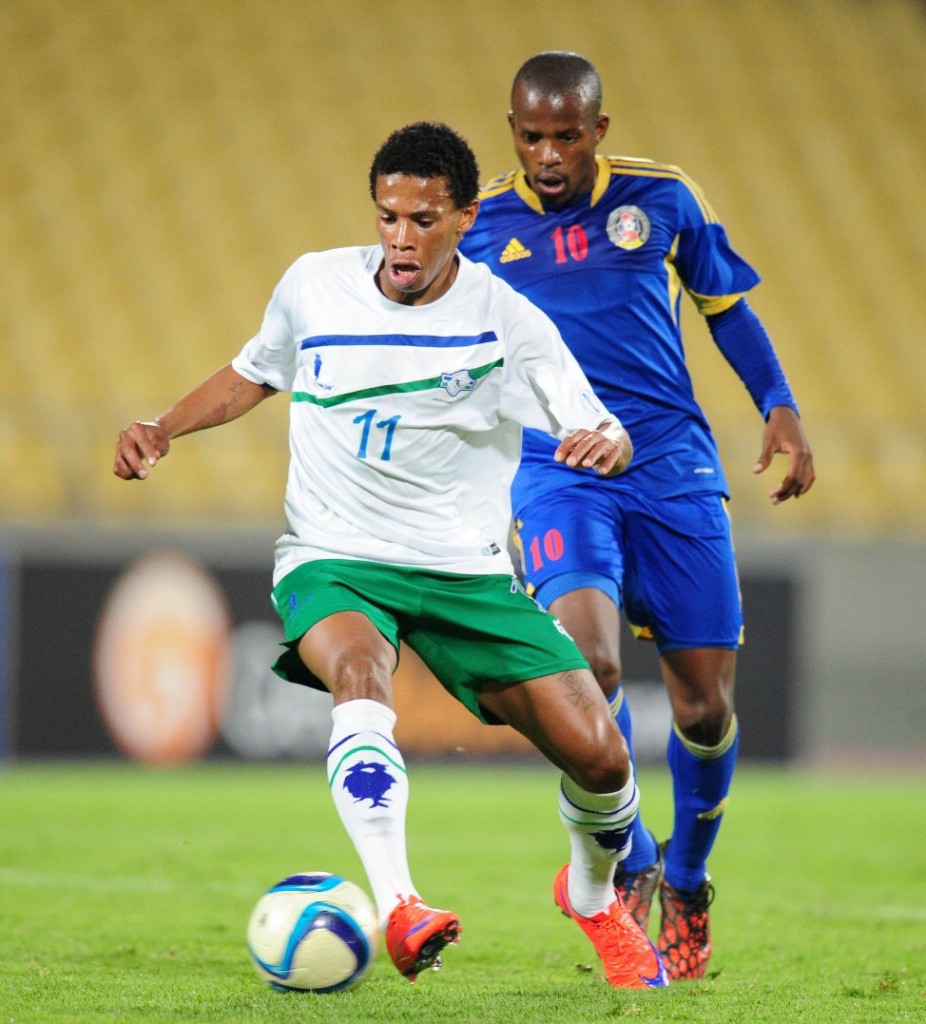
top-left (232, 245), bottom-right (616, 582)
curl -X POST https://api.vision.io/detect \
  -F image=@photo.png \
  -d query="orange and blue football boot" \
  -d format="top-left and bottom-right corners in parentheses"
top-left (385, 896), bottom-right (461, 982)
top-left (554, 865), bottom-right (668, 989)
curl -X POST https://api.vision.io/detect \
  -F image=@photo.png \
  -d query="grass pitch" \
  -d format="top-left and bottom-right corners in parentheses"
top-left (1, 760), bottom-right (924, 1023)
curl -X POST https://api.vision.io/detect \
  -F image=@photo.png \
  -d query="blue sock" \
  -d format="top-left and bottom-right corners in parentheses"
top-left (609, 686), bottom-right (659, 873)
top-left (664, 716), bottom-right (739, 892)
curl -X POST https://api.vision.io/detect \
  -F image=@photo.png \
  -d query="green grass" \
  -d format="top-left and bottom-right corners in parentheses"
top-left (1, 761), bottom-right (924, 1023)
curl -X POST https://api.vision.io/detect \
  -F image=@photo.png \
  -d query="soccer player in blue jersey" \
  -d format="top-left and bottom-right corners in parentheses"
top-left (459, 52), bottom-right (815, 979)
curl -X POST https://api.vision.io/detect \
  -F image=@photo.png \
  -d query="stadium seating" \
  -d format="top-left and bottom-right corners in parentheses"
top-left (1, 0), bottom-right (924, 536)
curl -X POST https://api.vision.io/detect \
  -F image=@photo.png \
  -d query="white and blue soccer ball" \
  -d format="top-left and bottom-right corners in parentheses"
top-left (246, 872), bottom-right (381, 992)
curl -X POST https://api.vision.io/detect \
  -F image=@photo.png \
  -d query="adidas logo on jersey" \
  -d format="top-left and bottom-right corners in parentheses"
top-left (500, 238), bottom-right (531, 263)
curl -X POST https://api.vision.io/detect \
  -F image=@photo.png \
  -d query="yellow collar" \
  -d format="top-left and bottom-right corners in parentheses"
top-left (512, 155), bottom-right (612, 214)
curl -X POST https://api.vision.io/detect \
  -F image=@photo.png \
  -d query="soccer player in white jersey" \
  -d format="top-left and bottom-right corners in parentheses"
top-left (114, 122), bottom-right (667, 990)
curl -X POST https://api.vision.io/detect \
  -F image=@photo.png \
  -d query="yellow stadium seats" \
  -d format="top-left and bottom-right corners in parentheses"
top-left (1, 0), bottom-right (924, 537)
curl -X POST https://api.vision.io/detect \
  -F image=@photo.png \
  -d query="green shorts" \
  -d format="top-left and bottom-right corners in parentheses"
top-left (270, 559), bottom-right (589, 723)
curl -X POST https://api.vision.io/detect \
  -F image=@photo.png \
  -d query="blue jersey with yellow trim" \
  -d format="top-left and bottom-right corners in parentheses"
top-left (459, 155), bottom-right (762, 502)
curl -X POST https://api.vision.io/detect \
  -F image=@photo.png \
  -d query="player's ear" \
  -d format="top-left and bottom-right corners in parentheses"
top-left (595, 114), bottom-right (610, 144)
top-left (457, 198), bottom-right (480, 235)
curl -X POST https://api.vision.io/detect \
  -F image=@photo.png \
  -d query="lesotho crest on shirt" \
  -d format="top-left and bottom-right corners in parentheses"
top-left (607, 205), bottom-right (650, 250)
top-left (440, 368), bottom-right (477, 398)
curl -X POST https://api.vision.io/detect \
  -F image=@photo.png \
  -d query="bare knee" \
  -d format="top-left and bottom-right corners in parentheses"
top-left (668, 670), bottom-right (735, 746)
top-left (298, 634), bottom-right (395, 706)
top-left (563, 732), bottom-right (631, 794)
top-left (667, 667), bottom-right (733, 741)
top-left (663, 650), bottom-right (736, 747)
top-left (674, 695), bottom-right (733, 747)
top-left (481, 666), bottom-right (632, 794)
top-left (328, 650), bottom-right (394, 705)
top-left (297, 612), bottom-right (397, 706)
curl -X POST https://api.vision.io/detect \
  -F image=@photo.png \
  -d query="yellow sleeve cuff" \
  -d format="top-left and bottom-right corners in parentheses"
top-left (686, 290), bottom-right (745, 317)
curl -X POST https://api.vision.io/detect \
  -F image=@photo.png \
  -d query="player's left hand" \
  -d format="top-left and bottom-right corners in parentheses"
top-left (753, 406), bottom-right (816, 504)
top-left (555, 421), bottom-right (633, 477)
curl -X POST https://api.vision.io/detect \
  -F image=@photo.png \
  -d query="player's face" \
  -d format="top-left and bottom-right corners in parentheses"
top-left (374, 174), bottom-right (478, 306)
top-left (509, 85), bottom-right (609, 207)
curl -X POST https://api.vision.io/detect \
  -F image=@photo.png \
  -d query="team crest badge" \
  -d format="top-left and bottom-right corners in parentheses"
top-left (607, 205), bottom-right (650, 250)
top-left (439, 369), bottom-right (477, 398)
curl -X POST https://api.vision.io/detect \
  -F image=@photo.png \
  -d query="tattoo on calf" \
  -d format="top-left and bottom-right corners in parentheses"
top-left (560, 670), bottom-right (593, 712)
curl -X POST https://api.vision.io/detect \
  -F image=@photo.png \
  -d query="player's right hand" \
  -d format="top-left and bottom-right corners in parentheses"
top-left (113, 420), bottom-right (170, 480)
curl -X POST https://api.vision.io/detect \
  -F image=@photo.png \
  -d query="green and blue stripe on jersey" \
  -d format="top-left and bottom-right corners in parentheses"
top-left (295, 331), bottom-right (505, 406)
top-left (292, 357), bottom-right (504, 408)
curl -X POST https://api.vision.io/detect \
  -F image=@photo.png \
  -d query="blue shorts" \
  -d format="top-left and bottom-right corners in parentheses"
top-left (513, 486), bottom-right (743, 652)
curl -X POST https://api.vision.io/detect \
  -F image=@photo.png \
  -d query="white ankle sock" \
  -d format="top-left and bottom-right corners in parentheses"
top-left (558, 771), bottom-right (639, 917)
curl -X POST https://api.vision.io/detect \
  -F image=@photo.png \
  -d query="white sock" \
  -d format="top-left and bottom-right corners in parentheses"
top-left (558, 771), bottom-right (639, 918)
top-left (326, 699), bottom-right (415, 929)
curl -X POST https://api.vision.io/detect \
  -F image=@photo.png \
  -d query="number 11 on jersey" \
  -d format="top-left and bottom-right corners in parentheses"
top-left (353, 409), bottom-right (401, 461)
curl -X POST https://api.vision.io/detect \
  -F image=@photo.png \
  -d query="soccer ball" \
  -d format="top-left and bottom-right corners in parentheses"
top-left (246, 871), bottom-right (381, 992)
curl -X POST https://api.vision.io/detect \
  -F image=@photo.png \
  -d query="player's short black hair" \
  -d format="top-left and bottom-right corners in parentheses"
top-left (512, 51), bottom-right (603, 115)
top-left (369, 122), bottom-right (480, 210)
